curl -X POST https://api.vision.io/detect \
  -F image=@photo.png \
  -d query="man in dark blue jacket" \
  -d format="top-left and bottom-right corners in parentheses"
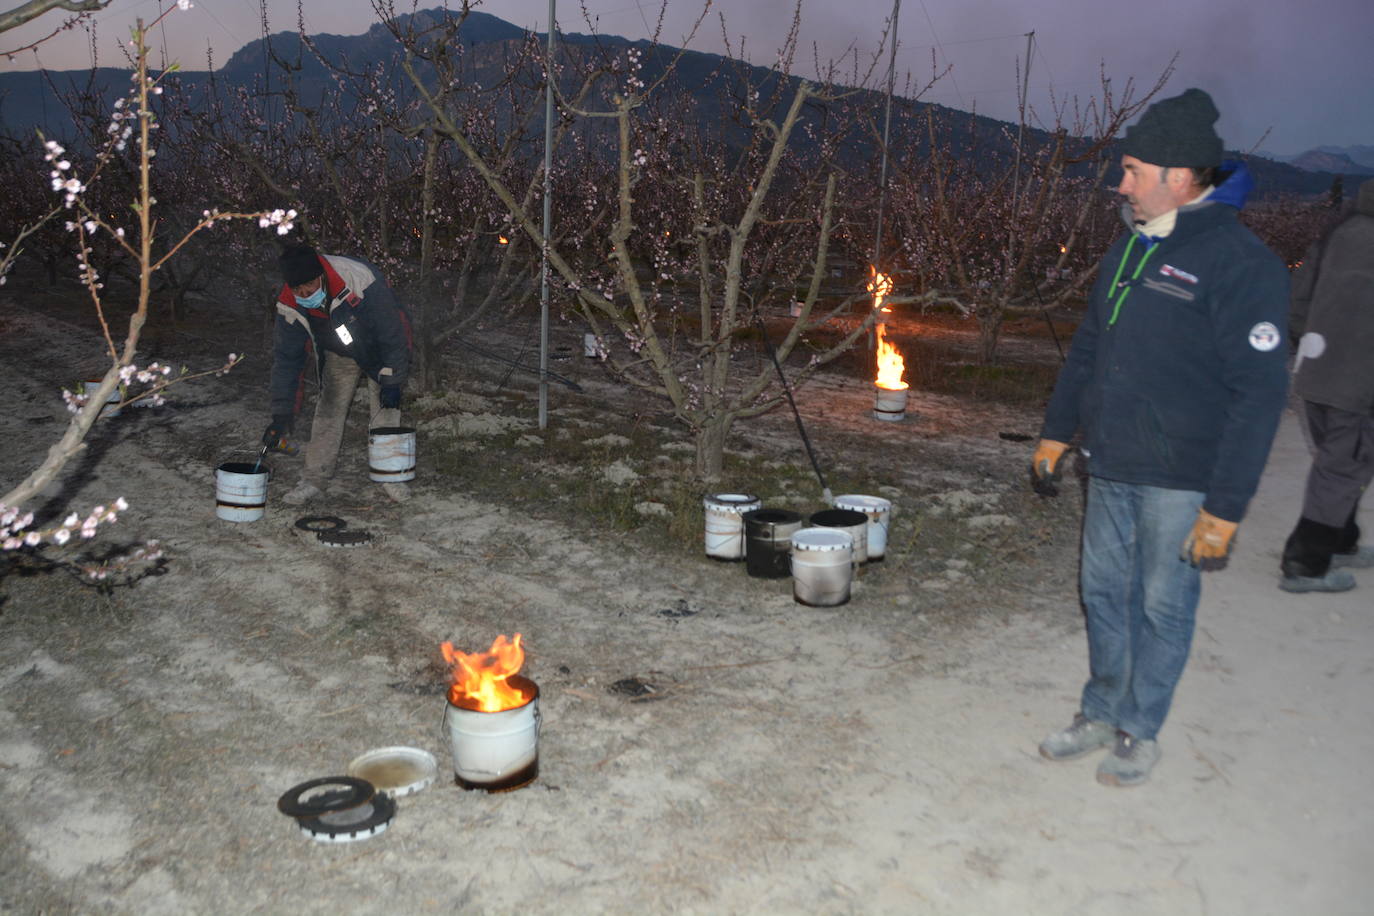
top-left (264, 243), bottom-right (413, 504)
top-left (1030, 89), bottom-right (1289, 787)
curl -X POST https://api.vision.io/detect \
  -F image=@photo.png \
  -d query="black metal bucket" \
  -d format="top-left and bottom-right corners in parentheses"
top-left (743, 508), bottom-right (804, 579)
top-left (807, 508), bottom-right (870, 563)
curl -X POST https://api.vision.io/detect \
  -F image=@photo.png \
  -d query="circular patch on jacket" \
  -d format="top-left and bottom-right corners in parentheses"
top-left (1248, 322), bottom-right (1281, 352)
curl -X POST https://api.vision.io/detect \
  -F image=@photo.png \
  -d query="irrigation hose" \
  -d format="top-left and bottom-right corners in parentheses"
top-left (1029, 282), bottom-right (1066, 363)
top-left (755, 317), bottom-right (832, 504)
top-left (451, 336), bottom-right (584, 393)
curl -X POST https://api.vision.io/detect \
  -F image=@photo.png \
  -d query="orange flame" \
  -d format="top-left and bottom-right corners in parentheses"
top-left (440, 633), bottom-right (530, 711)
top-left (867, 266), bottom-right (893, 313)
top-left (875, 324), bottom-right (908, 391)
top-left (498, 235), bottom-right (509, 245)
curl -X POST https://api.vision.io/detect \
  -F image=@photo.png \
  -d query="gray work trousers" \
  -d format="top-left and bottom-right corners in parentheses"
top-left (301, 354), bottom-right (401, 487)
top-left (1299, 400), bottom-right (1374, 528)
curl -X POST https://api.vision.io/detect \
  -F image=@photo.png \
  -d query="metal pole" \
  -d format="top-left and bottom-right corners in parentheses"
top-left (871, 0), bottom-right (902, 275)
top-left (1009, 31), bottom-right (1033, 259)
top-left (868, 0), bottom-right (901, 353)
top-left (538, 0), bottom-right (556, 429)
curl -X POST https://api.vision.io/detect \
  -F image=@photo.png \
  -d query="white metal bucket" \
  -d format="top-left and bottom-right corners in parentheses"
top-left (873, 384), bottom-right (907, 422)
top-left (833, 494), bottom-right (894, 560)
top-left (84, 380), bottom-right (121, 418)
top-left (215, 462), bottom-right (268, 522)
top-left (444, 675), bottom-right (540, 792)
top-left (703, 493), bottom-right (761, 560)
top-left (790, 527), bottom-right (854, 606)
top-left (368, 426), bottom-right (416, 483)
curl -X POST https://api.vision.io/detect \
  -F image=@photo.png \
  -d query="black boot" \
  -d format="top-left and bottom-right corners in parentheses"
top-left (1280, 517), bottom-right (1356, 593)
top-left (1336, 511), bottom-right (1361, 556)
top-left (1332, 508), bottom-right (1374, 569)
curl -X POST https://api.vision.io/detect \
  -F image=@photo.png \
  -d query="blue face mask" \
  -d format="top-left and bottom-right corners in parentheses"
top-left (294, 288), bottom-right (326, 309)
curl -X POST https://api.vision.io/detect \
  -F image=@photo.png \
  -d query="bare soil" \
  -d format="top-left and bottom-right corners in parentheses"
top-left (1, 270), bottom-right (1369, 915)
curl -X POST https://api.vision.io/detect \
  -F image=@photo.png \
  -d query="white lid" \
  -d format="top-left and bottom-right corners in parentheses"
top-left (833, 494), bottom-right (892, 512)
top-left (346, 746), bottom-right (438, 797)
top-left (791, 527), bottom-right (853, 551)
top-left (703, 493), bottom-right (761, 512)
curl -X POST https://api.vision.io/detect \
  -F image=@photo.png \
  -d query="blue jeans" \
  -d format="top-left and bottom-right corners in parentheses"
top-left (1079, 477), bottom-right (1204, 741)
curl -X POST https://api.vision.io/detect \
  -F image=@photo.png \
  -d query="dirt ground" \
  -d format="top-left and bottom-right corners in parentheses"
top-left (1, 271), bottom-right (1370, 916)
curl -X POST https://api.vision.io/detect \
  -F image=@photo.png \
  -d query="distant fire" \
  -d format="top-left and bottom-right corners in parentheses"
top-left (868, 267), bottom-right (906, 390)
top-left (440, 634), bottom-right (532, 712)
top-left (875, 324), bottom-right (908, 391)
top-left (867, 266), bottom-right (893, 313)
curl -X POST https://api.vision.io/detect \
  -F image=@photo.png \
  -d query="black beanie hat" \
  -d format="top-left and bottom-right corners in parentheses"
top-left (1120, 88), bottom-right (1224, 168)
top-left (279, 244), bottom-right (323, 287)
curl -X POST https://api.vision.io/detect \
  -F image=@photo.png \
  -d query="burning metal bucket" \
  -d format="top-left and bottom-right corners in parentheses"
top-left (703, 493), bottom-right (761, 560)
top-left (444, 674), bottom-right (541, 792)
top-left (368, 426), bottom-right (416, 483)
top-left (873, 383), bottom-right (908, 421)
top-left (833, 494), bottom-right (893, 560)
top-left (215, 462), bottom-right (268, 522)
top-left (790, 527), bottom-right (854, 606)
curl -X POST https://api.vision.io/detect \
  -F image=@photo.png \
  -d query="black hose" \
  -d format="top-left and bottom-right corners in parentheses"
top-left (451, 336), bottom-right (584, 393)
top-left (755, 317), bottom-right (832, 503)
top-left (1029, 282), bottom-right (1066, 363)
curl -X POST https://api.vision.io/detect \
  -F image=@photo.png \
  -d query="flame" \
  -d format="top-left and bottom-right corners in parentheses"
top-left (867, 266), bottom-right (893, 313)
top-left (440, 633), bottom-right (530, 711)
top-left (875, 324), bottom-right (908, 391)
top-left (498, 235), bottom-right (509, 245)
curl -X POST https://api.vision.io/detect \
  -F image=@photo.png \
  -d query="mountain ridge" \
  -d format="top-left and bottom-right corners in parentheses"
top-left (0, 9), bottom-right (1358, 196)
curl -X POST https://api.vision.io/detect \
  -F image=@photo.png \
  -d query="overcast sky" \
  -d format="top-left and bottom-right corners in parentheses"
top-left (2, 0), bottom-right (1370, 155)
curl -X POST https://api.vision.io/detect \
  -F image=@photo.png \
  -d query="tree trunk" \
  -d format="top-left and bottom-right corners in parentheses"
top-left (976, 304), bottom-right (1003, 365)
top-left (693, 415), bottom-right (734, 480)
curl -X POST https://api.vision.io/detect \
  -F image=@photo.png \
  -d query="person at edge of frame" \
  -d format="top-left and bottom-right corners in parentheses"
top-left (1277, 177), bottom-right (1374, 593)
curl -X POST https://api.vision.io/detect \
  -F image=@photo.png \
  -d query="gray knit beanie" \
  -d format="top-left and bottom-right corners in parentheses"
top-left (1120, 88), bottom-right (1224, 168)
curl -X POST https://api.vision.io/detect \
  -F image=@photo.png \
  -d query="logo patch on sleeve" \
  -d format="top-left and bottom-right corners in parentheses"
top-left (1248, 321), bottom-right (1281, 352)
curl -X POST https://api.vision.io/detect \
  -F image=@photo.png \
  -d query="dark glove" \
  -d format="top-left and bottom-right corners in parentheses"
top-left (262, 416), bottom-right (298, 455)
top-left (1029, 439), bottom-right (1069, 498)
top-left (379, 386), bottom-right (402, 410)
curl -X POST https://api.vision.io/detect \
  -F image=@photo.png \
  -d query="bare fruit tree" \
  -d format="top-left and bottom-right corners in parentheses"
top-left (1, 5), bottom-right (297, 571)
top-left (399, 2), bottom-right (889, 477)
top-left (888, 63), bottom-right (1175, 363)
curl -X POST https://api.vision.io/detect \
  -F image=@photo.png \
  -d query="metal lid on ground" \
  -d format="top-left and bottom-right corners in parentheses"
top-left (346, 746), bottom-right (438, 798)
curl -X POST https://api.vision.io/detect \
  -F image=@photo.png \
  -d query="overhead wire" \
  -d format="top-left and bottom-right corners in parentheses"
top-left (915, 0), bottom-right (962, 109)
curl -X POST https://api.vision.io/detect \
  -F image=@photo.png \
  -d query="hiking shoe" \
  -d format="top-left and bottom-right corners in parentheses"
top-left (1096, 732), bottom-right (1161, 787)
top-left (381, 482), bottom-right (411, 504)
top-left (283, 481), bottom-right (322, 506)
top-left (1279, 569), bottom-right (1356, 593)
top-left (1039, 713), bottom-right (1115, 761)
top-left (1331, 546), bottom-right (1374, 570)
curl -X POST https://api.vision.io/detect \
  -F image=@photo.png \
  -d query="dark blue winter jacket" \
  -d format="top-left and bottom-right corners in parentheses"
top-left (1040, 161), bottom-right (1290, 522)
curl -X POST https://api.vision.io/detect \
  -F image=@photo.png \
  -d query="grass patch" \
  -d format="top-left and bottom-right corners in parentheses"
top-left (417, 394), bottom-right (902, 557)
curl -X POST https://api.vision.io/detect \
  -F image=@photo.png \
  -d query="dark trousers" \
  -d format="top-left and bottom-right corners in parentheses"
top-left (1281, 401), bottom-right (1374, 577)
